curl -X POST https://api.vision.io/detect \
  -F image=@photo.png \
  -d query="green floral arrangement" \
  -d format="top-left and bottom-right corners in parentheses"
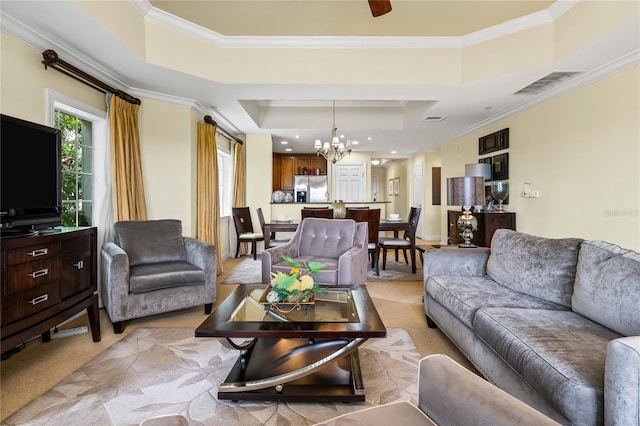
top-left (267, 255), bottom-right (326, 303)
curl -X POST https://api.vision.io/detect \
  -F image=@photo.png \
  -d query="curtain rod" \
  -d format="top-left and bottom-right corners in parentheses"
top-left (204, 115), bottom-right (243, 144)
top-left (42, 49), bottom-right (141, 105)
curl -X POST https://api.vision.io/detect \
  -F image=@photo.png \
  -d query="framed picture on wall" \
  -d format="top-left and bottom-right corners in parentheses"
top-left (492, 153), bottom-right (509, 181)
top-left (479, 128), bottom-right (509, 155)
top-left (388, 179), bottom-right (394, 196)
top-left (393, 177), bottom-right (400, 196)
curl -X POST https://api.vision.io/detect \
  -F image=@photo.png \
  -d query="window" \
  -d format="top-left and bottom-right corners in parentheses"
top-left (47, 90), bottom-right (107, 229)
top-left (54, 110), bottom-right (93, 226)
top-left (218, 149), bottom-right (231, 217)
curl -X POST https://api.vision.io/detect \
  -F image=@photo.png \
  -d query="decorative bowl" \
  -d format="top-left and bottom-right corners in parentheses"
top-left (272, 190), bottom-right (285, 203)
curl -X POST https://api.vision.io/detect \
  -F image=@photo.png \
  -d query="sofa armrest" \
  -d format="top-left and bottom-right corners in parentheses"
top-left (605, 336), bottom-right (640, 426)
top-left (100, 242), bottom-right (130, 321)
top-left (419, 354), bottom-right (559, 426)
top-left (184, 237), bottom-right (217, 302)
top-left (423, 247), bottom-right (489, 281)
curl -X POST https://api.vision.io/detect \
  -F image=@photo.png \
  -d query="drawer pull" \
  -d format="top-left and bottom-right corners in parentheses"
top-left (28, 294), bottom-right (49, 305)
top-left (74, 260), bottom-right (84, 269)
top-left (29, 268), bottom-right (49, 278)
top-left (28, 248), bottom-right (49, 257)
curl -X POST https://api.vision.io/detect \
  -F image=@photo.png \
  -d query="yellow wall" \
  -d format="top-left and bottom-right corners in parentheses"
top-left (0, 33), bottom-right (104, 122)
top-left (442, 65), bottom-right (640, 250)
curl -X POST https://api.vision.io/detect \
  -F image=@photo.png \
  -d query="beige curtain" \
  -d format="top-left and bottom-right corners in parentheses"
top-left (109, 96), bottom-right (147, 221)
top-left (197, 121), bottom-right (223, 274)
top-left (232, 141), bottom-right (247, 256)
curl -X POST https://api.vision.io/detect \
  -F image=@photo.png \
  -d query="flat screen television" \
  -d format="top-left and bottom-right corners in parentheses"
top-left (1, 114), bottom-right (62, 236)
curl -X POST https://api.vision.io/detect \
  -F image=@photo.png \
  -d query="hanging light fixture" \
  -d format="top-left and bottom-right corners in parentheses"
top-left (314, 100), bottom-right (352, 163)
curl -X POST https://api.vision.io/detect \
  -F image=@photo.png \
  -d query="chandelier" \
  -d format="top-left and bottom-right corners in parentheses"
top-left (314, 101), bottom-right (352, 164)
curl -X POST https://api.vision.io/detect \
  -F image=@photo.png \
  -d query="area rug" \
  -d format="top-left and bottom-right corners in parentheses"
top-left (223, 256), bottom-right (422, 284)
top-left (2, 328), bottom-right (420, 426)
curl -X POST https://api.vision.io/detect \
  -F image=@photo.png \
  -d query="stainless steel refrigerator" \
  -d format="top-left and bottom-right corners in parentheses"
top-left (294, 175), bottom-right (328, 203)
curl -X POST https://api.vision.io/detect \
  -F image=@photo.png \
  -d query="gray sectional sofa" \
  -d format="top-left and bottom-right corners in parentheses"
top-left (423, 229), bottom-right (640, 426)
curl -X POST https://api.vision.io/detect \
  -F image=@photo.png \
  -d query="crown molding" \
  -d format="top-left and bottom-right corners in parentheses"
top-left (448, 48), bottom-right (640, 141)
top-left (132, 0), bottom-right (577, 50)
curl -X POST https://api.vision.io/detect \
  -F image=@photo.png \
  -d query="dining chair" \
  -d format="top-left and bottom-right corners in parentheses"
top-left (256, 207), bottom-right (289, 248)
top-left (232, 207), bottom-right (264, 260)
top-left (378, 207), bottom-right (422, 270)
top-left (301, 208), bottom-right (334, 219)
top-left (346, 208), bottom-right (381, 275)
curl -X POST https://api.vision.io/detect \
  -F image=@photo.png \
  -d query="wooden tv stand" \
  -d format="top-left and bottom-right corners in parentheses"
top-left (1, 227), bottom-right (101, 354)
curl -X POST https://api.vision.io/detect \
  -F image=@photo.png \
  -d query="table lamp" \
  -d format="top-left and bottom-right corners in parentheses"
top-left (465, 163), bottom-right (492, 211)
top-left (447, 176), bottom-right (486, 248)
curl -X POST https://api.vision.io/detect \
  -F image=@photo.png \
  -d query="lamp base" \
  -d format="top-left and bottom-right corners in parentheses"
top-left (457, 209), bottom-right (478, 249)
top-left (458, 242), bottom-right (478, 248)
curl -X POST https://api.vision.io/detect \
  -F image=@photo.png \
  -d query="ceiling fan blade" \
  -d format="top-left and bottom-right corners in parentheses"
top-left (368, 0), bottom-right (392, 17)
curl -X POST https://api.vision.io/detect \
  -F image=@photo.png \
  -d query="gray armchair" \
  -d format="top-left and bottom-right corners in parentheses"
top-left (261, 217), bottom-right (368, 285)
top-left (101, 219), bottom-right (216, 333)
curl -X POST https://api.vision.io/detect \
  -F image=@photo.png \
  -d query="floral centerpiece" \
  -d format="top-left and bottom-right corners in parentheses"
top-left (267, 255), bottom-right (326, 303)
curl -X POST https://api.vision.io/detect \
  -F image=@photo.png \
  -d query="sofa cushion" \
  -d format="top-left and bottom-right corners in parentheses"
top-left (426, 276), bottom-right (568, 328)
top-left (572, 240), bottom-right (640, 336)
top-left (487, 229), bottom-right (583, 307)
top-left (129, 261), bottom-right (205, 293)
top-left (473, 307), bottom-right (622, 426)
top-left (297, 218), bottom-right (357, 259)
top-left (114, 219), bottom-right (186, 266)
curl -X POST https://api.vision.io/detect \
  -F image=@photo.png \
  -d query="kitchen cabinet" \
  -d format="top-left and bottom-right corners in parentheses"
top-left (273, 154), bottom-right (327, 191)
top-left (447, 210), bottom-right (516, 247)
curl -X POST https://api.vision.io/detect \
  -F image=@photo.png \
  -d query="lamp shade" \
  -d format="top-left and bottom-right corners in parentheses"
top-left (447, 176), bottom-right (485, 206)
top-left (465, 163), bottom-right (491, 180)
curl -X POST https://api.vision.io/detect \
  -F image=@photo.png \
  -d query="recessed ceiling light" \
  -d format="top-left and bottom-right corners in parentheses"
top-left (371, 159), bottom-right (380, 166)
top-left (295, 135), bottom-right (299, 138)
top-left (285, 148), bottom-right (292, 152)
top-left (367, 137), bottom-right (372, 140)
top-left (351, 140), bottom-right (359, 145)
top-left (391, 150), bottom-right (397, 154)
top-left (281, 140), bottom-right (288, 144)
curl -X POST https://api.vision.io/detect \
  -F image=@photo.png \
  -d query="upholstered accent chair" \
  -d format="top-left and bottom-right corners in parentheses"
top-left (379, 206), bottom-right (421, 270)
top-left (261, 217), bottom-right (368, 285)
top-left (101, 219), bottom-right (217, 333)
top-left (346, 208), bottom-right (381, 275)
top-left (232, 206), bottom-right (264, 260)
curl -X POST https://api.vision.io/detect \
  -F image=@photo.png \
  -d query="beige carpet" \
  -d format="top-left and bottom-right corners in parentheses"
top-left (0, 256), bottom-right (471, 422)
top-left (2, 328), bottom-right (420, 425)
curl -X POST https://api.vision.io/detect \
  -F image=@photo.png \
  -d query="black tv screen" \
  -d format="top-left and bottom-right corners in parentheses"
top-left (1, 114), bottom-right (62, 231)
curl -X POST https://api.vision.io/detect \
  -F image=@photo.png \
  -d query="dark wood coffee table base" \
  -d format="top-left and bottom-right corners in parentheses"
top-left (218, 337), bottom-right (366, 402)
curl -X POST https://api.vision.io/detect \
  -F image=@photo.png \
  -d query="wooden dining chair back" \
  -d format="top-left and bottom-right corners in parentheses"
top-left (378, 207), bottom-right (422, 270)
top-left (346, 208), bottom-right (381, 275)
top-left (301, 208), bottom-right (334, 219)
top-left (232, 207), bottom-right (264, 260)
top-left (257, 207), bottom-right (289, 248)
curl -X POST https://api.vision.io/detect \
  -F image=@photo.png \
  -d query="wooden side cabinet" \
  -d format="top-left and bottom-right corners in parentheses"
top-left (448, 210), bottom-right (516, 247)
top-left (1, 227), bottom-right (101, 353)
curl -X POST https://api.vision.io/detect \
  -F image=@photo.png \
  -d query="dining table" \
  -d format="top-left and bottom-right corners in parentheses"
top-left (263, 218), bottom-right (417, 273)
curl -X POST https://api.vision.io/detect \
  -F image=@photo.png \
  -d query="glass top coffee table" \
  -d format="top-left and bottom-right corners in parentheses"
top-left (196, 284), bottom-right (386, 402)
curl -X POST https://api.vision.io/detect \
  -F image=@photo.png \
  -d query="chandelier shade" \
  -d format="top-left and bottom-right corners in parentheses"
top-left (314, 101), bottom-right (352, 164)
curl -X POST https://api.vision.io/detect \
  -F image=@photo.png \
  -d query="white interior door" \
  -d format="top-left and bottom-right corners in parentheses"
top-left (333, 163), bottom-right (366, 202)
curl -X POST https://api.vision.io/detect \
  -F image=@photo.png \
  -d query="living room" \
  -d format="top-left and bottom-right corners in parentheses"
top-left (1, 1), bottom-right (639, 424)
